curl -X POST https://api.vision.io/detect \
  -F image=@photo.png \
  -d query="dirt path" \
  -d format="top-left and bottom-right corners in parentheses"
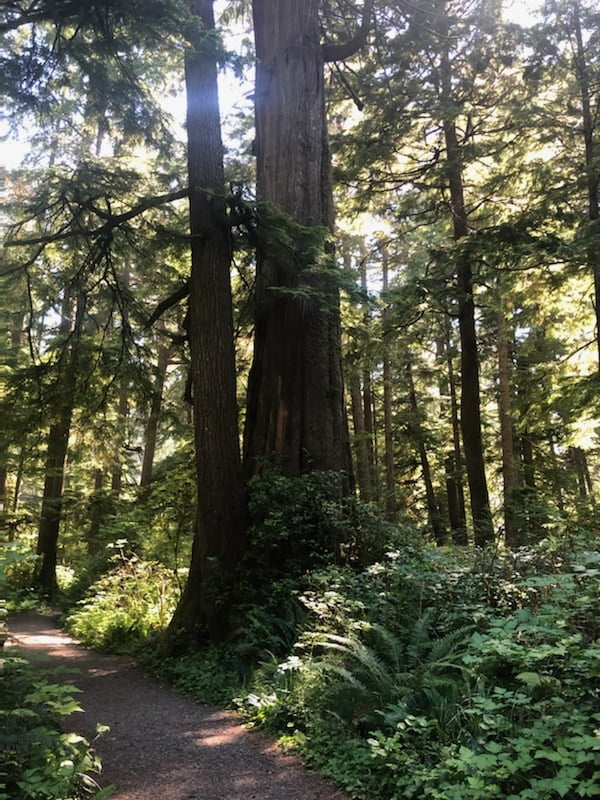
top-left (7, 612), bottom-right (349, 800)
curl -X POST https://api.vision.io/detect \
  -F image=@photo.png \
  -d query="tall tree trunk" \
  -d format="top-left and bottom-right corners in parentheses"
top-left (35, 286), bottom-right (84, 597)
top-left (497, 299), bottom-right (519, 546)
top-left (440, 32), bottom-right (492, 545)
top-left (406, 360), bottom-right (445, 543)
top-left (111, 269), bottom-right (131, 495)
top-left (168, 0), bottom-right (247, 644)
top-left (381, 250), bottom-right (397, 519)
top-left (243, 0), bottom-right (352, 486)
top-left (140, 338), bottom-right (171, 500)
top-left (572, 2), bottom-right (600, 369)
top-left (359, 245), bottom-right (378, 502)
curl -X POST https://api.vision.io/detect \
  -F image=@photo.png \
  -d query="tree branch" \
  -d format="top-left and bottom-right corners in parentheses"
top-left (145, 281), bottom-right (191, 328)
top-left (322, 0), bottom-right (375, 63)
top-left (3, 188), bottom-right (189, 248)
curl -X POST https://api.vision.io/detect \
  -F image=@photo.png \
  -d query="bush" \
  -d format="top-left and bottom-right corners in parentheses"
top-left (240, 544), bottom-right (600, 800)
top-left (65, 556), bottom-right (180, 654)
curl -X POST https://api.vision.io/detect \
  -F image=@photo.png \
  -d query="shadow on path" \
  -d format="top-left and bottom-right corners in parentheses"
top-left (7, 612), bottom-right (349, 800)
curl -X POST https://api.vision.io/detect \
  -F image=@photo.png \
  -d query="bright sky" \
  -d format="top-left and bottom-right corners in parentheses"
top-left (0, 0), bottom-right (542, 171)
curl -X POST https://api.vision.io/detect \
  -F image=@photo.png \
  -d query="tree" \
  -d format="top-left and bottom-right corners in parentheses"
top-left (166, 0), bottom-right (247, 643)
top-left (242, 0), bottom-right (372, 485)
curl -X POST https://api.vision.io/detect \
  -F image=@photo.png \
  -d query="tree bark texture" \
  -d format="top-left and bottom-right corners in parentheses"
top-left (168, 0), bottom-right (247, 643)
top-left (244, 0), bottom-right (351, 484)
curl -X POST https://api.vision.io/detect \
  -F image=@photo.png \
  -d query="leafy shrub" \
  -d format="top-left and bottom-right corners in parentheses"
top-left (0, 651), bottom-right (108, 799)
top-left (245, 468), bottom-right (411, 584)
top-left (240, 544), bottom-right (600, 800)
top-left (65, 556), bottom-right (180, 653)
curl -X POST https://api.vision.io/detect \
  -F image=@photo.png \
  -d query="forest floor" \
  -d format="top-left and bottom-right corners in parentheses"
top-left (7, 612), bottom-right (349, 800)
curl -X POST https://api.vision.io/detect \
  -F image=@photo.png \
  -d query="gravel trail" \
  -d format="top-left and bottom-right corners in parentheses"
top-left (7, 612), bottom-right (349, 800)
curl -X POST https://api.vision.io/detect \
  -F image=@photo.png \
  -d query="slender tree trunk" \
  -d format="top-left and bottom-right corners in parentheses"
top-left (359, 247), bottom-right (378, 501)
top-left (407, 360), bottom-right (445, 543)
top-left (572, 2), bottom-right (600, 369)
top-left (167, 0), bottom-right (247, 644)
top-left (111, 269), bottom-right (131, 496)
top-left (497, 300), bottom-right (519, 546)
top-left (87, 468), bottom-right (105, 555)
top-left (140, 338), bottom-right (171, 500)
top-left (440, 35), bottom-right (492, 545)
top-left (111, 380), bottom-right (129, 495)
top-left (0, 464), bottom-right (7, 514)
top-left (441, 326), bottom-right (468, 543)
top-left (243, 0), bottom-right (351, 486)
top-left (381, 250), bottom-right (397, 520)
top-left (12, 441), bottom-right (25, 513)
top-left (349, 371), bottom-right (373, 502)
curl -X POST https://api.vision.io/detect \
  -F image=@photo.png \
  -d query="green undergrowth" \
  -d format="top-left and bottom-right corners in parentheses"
top-left (64, 556), bottom-right (180, 653)
top-left (37, 516), bottom-right (600, 800)
top-left (0, 650), bottom-right (110, 800)
top-left (238, 543), bottom-right (600, 800)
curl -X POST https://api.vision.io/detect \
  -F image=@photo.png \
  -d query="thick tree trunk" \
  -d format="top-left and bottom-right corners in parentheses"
top-left (168, 0), bottom-right (247, 644)
top-left (243, 0), bottom-right (351, 485)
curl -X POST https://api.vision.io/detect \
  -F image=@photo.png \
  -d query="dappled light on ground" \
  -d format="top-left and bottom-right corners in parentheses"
top-left (7, 613), bottom-right (348, 800)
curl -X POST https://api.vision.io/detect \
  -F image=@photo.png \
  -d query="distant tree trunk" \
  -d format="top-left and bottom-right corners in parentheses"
top-left (0, 464), bottom-right (7, 514)
top-left (572, 2), bottom-right (600, 369)
top-left (406, 360), bottom-right (445, 543)
top-left (167, 0), bottom-right (247, 644)
top-left (12, 442), bottom-right (26, 512)
top-left (497, 301), bottom-right (519, 546)
top-left (439, 329), bottom-right (468, 544)
top-left (35, 285), bottom-right (84, 597)
top-left (140, 338), bottom-right (171, 500)
top-left (111, 269), bottom-right (131, 496)
top-left (381, 250), bottom-right (397, 519)
top-left (243, 0), bottom-right (353, 486)
top-left (440, 32), bottom-right (492, 545)
top-left (359, 247), bottom-right (378, 502)
top-left (111, 380), bottom-right (129, 495)
top-left (349, 371), bottom-right (373, 502)
top-left (548, 431), bottom-right (566, 514)
top-left (87, 468), bottom-right (105, 555)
